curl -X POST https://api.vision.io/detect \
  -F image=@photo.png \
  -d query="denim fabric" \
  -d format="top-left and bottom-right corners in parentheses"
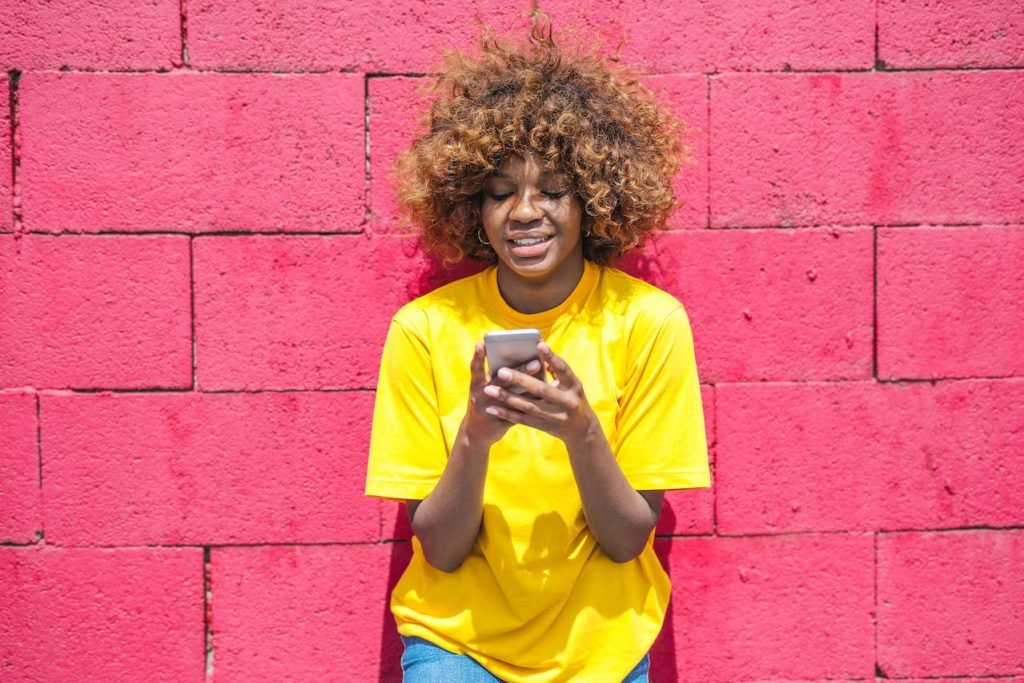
top-left (400, 636), bottom-right (650, 682)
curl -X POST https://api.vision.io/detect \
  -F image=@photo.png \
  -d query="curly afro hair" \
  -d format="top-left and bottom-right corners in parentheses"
top-left (395, 21), bottom-right (687, 265)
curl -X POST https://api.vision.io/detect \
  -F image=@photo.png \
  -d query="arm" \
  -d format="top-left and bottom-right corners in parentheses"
top-left (409, 342), bottom-right (532, 572)
top-left (483, 343), bottom-right (662, 562)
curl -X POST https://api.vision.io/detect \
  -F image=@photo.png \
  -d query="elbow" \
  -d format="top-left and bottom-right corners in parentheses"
top-left (606, 546), bottom-right (644, 564)
top-left (420, 545), bottom-right (466, 573)
top-left (604, 537), bottom-right (648, 563)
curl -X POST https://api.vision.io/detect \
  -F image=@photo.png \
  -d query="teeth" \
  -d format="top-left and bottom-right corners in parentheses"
top-left (511, 237), bottom-right (550, 246)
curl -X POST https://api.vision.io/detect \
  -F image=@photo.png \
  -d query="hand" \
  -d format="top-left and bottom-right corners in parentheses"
top-left (462, 342), bottom-right (543, 447)
top-left (482, 342), bottom-right (597, 445)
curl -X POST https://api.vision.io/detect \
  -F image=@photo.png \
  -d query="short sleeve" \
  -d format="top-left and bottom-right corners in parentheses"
top-left (365, 315), bottom-right (449, 500)
top-left (614, 306), bottom-right (710, 491)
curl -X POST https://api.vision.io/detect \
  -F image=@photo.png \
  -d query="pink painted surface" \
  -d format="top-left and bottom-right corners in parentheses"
top-left (716, 380), bottom-right (1024, 534)
top-left (42, 391), bottom-right (378, 545)
top-left (19, 72), bottom-right (365, 233)
top-left (0, 392), bottom-right (38, 542)
top-left (878, 225), bottom-right (1024, 380)
top-left (0, 235), bottom-right (191, 389)
top-left (711, 71), bottom-right (1024, 227)
top-left (539, 0), bottom-right (874, 72)
top-left (654, 533), bottom-right (874, 681)
top-left (620, 227), bottom-right (874, 382)
top-left (194, 234), bottom-right (470, 390)
top-left (212, 543), bottom-right (408, 681)
top-left (879, 0), bottom-right (1024, 68)
top-left (0, 0), bottom-right (180, 70)
top-left (878, 530), bottom-right (1024, 677)
top-left (2, 3), bottom-right (1022, 681)
top-left (0, 546), bottom-right (203, 682)
top-left (188, 0), bottom-right (532, 72)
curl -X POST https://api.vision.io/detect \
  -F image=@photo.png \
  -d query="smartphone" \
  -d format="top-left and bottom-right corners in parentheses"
top-left (484, 329), bottom-right (544, 393)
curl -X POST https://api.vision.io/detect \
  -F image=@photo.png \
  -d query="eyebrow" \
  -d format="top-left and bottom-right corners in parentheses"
top-left (489, 170), bottom-right (569, 181)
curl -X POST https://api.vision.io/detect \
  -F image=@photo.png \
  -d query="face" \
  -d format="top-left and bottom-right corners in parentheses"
top-left (480, 152), bottom-right (584, 287)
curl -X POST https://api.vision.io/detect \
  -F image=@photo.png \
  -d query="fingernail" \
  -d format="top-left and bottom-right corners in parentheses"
top-left (497, 368), bottom-right (512, 381)
top-left (526, 361), bottom-right (540, 372)
top-left (485, 406), bottom-right (500, 416)
top-left (483, 385), bottom-right (500, 398)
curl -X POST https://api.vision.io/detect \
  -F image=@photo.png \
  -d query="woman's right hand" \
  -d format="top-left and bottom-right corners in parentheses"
top-left (463, 341), bottom-right (541, 447)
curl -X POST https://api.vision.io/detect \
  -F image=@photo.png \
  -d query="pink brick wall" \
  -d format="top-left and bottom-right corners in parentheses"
top-left (2, 2), bottom-right (1022, 681)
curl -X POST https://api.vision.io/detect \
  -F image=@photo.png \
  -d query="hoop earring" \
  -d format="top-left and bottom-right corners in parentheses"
top-left (477, 228), bottom-right (491, 245)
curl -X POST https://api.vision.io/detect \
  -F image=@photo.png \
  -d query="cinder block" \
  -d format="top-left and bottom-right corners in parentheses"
top-left (646, 75), bottom-right (709, 229)
top-left (0, 235), bottom-right (191, 389)
top-left (716, 380), bottom-right (1024, 534)
top-left (711, 71), bottom-right (1024, 227)
top-left (369, 77), bottom-right (434, 235)
top-left (0, 392), bottom-right (39, 542)
top-left (657, 534), bottom-right (874, 681)
top-left (657, 384), bottom-right (715, 536)
top-left (878, 530), bottom-right (1024, 677)
top-left (188, 0), bottom-right (531, 72)
top-left (212, 543), bottom-right (411, 681)
top-left (0, 546), bottom-right (203, 682)
top-left (42, 391), bottom-right (378, 545)
top-left (0, 0), bottom-right (180, 70)
top-left (538, 0), bottom-right (874, 72)
top-left (879, 0), bottom-right (1024, 68)
top-left (19, 73), bottom-right (364, 233)
top-left (878, 225), bottom-right (1024, 380)
top-left (194, 234), bottom-right (471, 391)
top-left (620, 228), bottom-right (873, 382)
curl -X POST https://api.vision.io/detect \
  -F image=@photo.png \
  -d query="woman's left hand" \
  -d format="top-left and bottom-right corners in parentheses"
top-left (482, 342), bottom-right (597, 445)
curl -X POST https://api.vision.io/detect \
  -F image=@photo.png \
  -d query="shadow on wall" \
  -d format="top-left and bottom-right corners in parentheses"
top-left (375, 501), bottom-right (683, 682)
top-left (378, 508), bottom-right (412, 683)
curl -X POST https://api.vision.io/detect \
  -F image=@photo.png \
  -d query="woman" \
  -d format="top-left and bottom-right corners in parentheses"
top-left (365, 23), bottom-right (710, 683)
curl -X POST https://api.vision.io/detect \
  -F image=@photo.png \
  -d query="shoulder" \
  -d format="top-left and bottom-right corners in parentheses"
top-left (390, 268), bottom-right (491, 334)
top-left (597, 266), bottom-right (686, 326)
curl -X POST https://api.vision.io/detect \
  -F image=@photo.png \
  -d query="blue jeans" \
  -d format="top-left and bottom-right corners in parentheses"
top-left (400, 636), bottom-right (650, 682)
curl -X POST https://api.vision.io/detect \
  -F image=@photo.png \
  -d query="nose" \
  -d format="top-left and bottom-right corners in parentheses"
top-left (509, 190), bottom-right (543, 224)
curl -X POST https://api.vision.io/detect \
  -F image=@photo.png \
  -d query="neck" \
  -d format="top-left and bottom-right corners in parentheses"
top-left (496, 258), bottom-right (586, 315)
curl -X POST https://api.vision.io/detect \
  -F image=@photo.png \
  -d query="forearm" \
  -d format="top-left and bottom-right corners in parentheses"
top-left (565, 419), bottom-right (660, 563)
top-left (409, 424), bottom-right (490, 573)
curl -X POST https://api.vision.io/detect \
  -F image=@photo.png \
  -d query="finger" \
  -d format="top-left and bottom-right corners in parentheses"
top-left (494, 366), bottom-right (558, 401)
top-left (483, 384), bottom-right (551, 415)
top-left (470, 341), bottom-right (486, 387)
top-left (484, 404), bottom-right (529, 425)
top-left (537, 342), bottom-right (580, 389)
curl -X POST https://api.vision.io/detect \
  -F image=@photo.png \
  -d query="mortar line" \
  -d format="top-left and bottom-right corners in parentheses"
top-left (179, 0), bottom-right (190, 68)
top-left (34, 525), bottom-right (1024, 550)
top-left (11, 220), bottom-right (1018, 236)
top-left (53, 386), bottom-right (377, 395)
top-left (363, 74), bottom-right (372, 227)
top-left (203, 546), bottom-right (214, 680)
top-left (34, 393), bottom-right (43, 542)
top-left (705, 75), bottom-right (712, 230)
top-left (190, 237), bottom-right (197, 390)
top-left (14, 64), bottom-right (1024, 75)
top-left (874, 0), bottom-right (884, 71)
top-left (8, 70), bottom-right (21, 234)
top-left (872, 226), bottom-right (879, 379)
top-left (873, 531), bottom-right (881, 678)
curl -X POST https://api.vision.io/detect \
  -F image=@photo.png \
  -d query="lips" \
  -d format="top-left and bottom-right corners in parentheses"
top-left (507, 234), bottom-right (554, 258)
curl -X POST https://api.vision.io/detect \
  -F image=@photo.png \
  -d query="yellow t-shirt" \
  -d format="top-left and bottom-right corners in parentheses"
top-left (366, 259), bottom-right (710, 682)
